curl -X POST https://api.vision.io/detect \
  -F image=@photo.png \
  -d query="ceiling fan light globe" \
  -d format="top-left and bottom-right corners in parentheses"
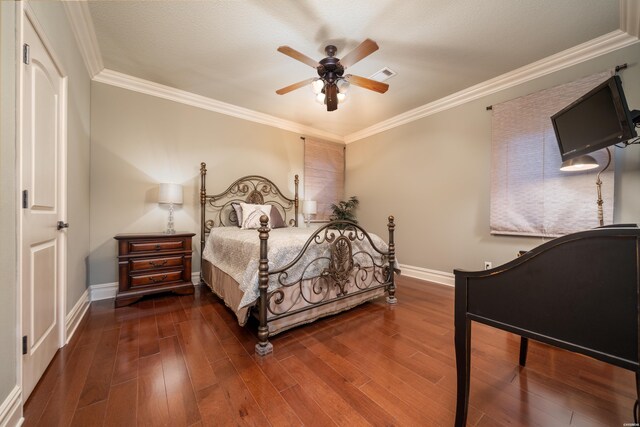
top-left (336, 79), bottom-right (350, 94)
top-left (315, 93), bottom-right (326, 104)
top-left (337, 92), bottom-right (347, 104)
top-left (311, 78), bottom-right (325, 94)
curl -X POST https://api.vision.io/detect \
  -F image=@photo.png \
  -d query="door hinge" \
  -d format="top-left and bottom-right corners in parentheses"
top-left (23, 43), bottom-right (30, 65)
top-left (22, 336), bottom-right (28, 355)
top-left (22, 190), bottom-right (28, 209)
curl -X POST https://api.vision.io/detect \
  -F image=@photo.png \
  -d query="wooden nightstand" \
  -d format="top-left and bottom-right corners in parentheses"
top-left (114, 232), bottom-right (195, 307)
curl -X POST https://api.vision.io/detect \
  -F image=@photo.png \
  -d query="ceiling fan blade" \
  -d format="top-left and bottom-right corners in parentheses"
top-left (339, 39), bottom-right (379, 69)
top-left (326, 84), bottom-right (338, 111)
top-left (276, 77), bottom-right (316, 95)
top-left (277, 46), bottom-right (319, 68)
top-left (345, 74), bottom-right (389, 94)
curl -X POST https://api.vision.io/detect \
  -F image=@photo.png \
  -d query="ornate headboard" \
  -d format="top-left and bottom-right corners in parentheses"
top-left (199, 162), bottom-right (299, 253)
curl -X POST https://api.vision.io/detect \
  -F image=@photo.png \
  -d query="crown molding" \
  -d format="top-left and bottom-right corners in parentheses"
top-left (344, 30), bottom-right (639, 144)
top-left (93, 69), bottom-right (344, 143)
top-left (621, 0), bottom-right (640, 38)
top-left (62, 0), bottom-right (103, 78)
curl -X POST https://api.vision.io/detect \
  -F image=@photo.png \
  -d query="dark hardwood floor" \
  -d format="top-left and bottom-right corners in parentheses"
top-left (24, 276), bottom-right (636, 426)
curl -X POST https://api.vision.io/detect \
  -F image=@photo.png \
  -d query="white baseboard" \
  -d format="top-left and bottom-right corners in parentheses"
top-left (90, 282), bottom-right (118, 301)
top-left (90, 272), bottom-right (202, 302)
top-left (192, 272), bottom-right (201, 284)
top-left (398, 263), bottom-right (454, 287)
top-left (65, 289), bottom-right (90, 344)
top-left (0, 385), bottom-right (23, 427)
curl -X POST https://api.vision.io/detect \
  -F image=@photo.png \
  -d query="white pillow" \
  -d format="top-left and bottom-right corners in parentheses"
top-left (240, 203), bottom-right (272, 229)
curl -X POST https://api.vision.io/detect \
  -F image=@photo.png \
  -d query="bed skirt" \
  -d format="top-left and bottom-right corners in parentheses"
top-left (201, 259), bottom-right (386, 335)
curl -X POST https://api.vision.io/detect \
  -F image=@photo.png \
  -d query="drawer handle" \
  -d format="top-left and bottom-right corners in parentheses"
top-left (154, 244), bottom-right (162, 250)
top-left (149, 259), bottom-right (168, 267)
top-left (148, 274), bottom-right (168, 283)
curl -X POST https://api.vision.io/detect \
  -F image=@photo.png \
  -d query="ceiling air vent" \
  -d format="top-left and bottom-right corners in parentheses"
top-left (369, 67), bottom-right (397, 82)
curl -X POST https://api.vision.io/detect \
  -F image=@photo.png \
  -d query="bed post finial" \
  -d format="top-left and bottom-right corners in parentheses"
top-left (294, 174), bottom-right (299, 227)
top-left (386, 215), bottom-right (398, 304)
top-left (256, 215), bottom-right (273, 356)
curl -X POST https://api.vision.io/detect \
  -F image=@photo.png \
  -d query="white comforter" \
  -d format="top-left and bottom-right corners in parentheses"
top-left (202, 226), bottom-right (388, 309)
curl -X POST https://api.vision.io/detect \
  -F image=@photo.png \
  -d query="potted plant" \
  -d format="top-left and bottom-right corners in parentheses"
top-left (330, 196), bottom-right (360, 225)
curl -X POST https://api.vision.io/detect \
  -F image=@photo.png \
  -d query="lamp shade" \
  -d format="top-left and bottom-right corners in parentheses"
top-left (302, 200), bottom-right (317, 215)
top-left (158, 183), bottom-right (183, 204)
top-left (560, 155), bottom-right (599, 172)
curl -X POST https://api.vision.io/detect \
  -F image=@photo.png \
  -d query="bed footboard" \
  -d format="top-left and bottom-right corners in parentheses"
top-left (255, 215), bottom-right (398, 356)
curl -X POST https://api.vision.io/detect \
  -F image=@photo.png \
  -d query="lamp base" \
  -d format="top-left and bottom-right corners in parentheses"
top-left (165, 203), bottom-right (176, 234)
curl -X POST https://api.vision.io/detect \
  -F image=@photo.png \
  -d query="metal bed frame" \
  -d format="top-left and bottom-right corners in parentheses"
top-left (199, 162), bottom-right (398, 355)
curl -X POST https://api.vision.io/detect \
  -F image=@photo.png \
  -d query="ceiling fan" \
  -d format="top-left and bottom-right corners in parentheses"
top-left (275, 39), bottom-right (389, 112)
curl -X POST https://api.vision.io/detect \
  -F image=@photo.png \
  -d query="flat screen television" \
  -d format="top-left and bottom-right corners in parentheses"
top-left (551, 75), bottom-right (637, 162)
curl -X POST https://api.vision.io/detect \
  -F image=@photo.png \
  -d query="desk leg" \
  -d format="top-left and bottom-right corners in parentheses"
top-left (634, 371), bottom-right (639, 423)
top-left (454, 317), bottom-right (471, 427)
top-left (519, 337), bottom-right (529, 367)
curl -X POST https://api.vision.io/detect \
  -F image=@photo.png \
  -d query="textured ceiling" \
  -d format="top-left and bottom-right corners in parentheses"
top-left (87, 0), bottom-right (620, 137)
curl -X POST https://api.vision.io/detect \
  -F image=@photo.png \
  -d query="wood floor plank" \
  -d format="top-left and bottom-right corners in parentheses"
top-left (138, 307), bottom-right (160, 357)
top-left (154, 297), bottom-right (178, 338)
top-left (279, 354), bottom-right (372, 427)
top-left (186, 313), bottom-right (227, 364)
top-left (280, 384), bottom-right (337, 427)
top-left (137, 354), bottom-right (171, 427)
top-left (251, 353), bottom-right (298, 392)
top-left (104, 379), bottom-right (138, 427)
top-left (300, 333), bottom-right (372, 387)
top-left (175, 321), bottom-right (218, 392)
top-left (77, 327), bottom-right (120, 408)
top-left (358, 379), bottom-right (441, 426)
top-left (211, 357), bottom-right (270, 426)
top-left (194, 383), bottom-right (237, 427)
top-left (36, 343), bottom-right (97, 426)
top-left (70, 400), bottom-right (108, 427)
top-left (112, 326), bottom-right (140, 388)
top-left (159, 336), bottom-right (202, 426)
top-left (220, 335), bottom-right (302, 426)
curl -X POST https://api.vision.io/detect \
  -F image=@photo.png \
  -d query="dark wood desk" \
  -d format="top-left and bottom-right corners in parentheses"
top-left (453, 225), bottom-right (640, 426)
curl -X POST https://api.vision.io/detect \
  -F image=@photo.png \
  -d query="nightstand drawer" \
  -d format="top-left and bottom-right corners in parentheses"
top-left (129, 239), bottom-right (185, 254)
top-left (130, 255), bottom-right (183, 272)
top-left (130, 270), bottom-right (183, 288)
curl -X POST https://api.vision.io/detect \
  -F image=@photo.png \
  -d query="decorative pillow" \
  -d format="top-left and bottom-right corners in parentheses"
top-left (240, 203), bottom-right (272, 229)
top-left (230, 202), bottom-right (243, 227)
top-left (270, 208), bottom-right (286, 229)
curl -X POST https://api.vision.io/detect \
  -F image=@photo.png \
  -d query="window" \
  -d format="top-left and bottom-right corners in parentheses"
top-left (490, 71), bottom-right (615, 237)
top-left (303, 138), bottom-right (345, 220)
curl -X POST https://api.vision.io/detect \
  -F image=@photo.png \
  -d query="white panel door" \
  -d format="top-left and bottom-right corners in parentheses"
top-left (20, 10), bottom-right (67, 400)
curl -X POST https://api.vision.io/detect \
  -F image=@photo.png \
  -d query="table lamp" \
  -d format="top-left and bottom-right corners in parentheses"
top-left (159, 183), bottom-right (183, 234)
top-left (302, 200), bottom-right (317, 227)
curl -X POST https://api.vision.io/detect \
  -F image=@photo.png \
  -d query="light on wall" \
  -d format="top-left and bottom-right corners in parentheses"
top-left (560, 148), bottom-right (611, 226)
top-left (158, 183), bottom-right (183, 234)
top-left (559, 155), bottom-right (599, 172)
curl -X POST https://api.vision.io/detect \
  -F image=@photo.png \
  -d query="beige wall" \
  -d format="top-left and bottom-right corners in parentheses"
top-left (0, 0), bottom-right (18, 404)
top-left (346, 43), bottom-right (640, 274)
top-left (89, 82), bottom-right (305, 285)
top-left (28, 0), bottom-right (92, 312)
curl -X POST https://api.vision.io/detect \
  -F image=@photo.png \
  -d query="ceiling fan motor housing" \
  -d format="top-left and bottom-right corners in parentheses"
top-left (318, 45), bottom-right (344, 84)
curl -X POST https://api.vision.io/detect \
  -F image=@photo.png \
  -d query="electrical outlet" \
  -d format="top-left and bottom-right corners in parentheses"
top-left (484, 261), bottom-right (492, 270)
